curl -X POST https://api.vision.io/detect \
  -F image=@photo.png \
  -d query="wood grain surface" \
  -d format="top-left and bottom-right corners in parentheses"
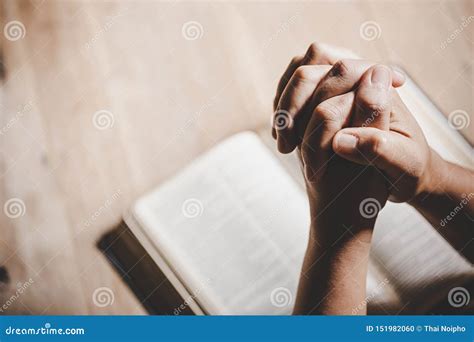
top-left (0, 0), bottom-right (472, 314)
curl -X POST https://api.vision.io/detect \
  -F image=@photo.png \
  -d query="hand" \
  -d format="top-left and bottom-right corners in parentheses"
top-left (277, 48), bottom-right (405, 314)
top-left (332, 87), bottom-right (433, 203)
top-left (273, 42), bottom-right (359, 113)
top-left (280, 43), bottom-right (474, 314)
top-left (331, 82), bottom-right (474, 261)
top-left (272, 43), bottom-right (430, 204)
top-left (300, 64), bottom-right (397, 235)
top-left (272, 42), bottom-right (405, 154)
top-left (272, 44), bottom-right (405, 229)
top-left (290, 63), bottom-right (395, 313)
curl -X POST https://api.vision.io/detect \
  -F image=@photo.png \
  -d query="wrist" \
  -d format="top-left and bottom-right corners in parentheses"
top-left (309, 212), bottom-right (376, 247)
top-left (413, 149), bottom-right (447, 202)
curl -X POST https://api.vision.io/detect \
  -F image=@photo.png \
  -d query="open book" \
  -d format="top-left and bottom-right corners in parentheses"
top-left (100, 75), bottom-right (473, 315)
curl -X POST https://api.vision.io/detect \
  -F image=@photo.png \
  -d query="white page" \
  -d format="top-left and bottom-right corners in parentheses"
top-left (370, 77), bottom-right (474, 308)
top-left (373, 202), bottom-right (473, 308)
top-left (129, 75), bottom-right (472, 315)
top-left (398, 77), bottom-right (473, 167)
top-left (132, 132), bottom-right (311, 314)
top-left (258, 75), bottom-right (474, 312)
top-left (258, 130), bottom-right (402, 312)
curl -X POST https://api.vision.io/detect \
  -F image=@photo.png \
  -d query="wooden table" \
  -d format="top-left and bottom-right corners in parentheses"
top-left (0, 0), bottom-right (472, 314)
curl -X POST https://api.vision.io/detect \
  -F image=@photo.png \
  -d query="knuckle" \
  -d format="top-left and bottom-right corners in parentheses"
top-left (368, 133), bottom-right (388, 157)
top-left (373, 64), bottom-right (392, 76)
top-left (330, 59), bottom-right (351, 78)
top-left (293, 66), bottom-right (313, 82)
top-left (291, 56), bottom-right (301, 65)
top-left (314, 102), bottom-right (342, 123)
top-left (293, 65), bottom-right (316, 83)
top-left (358, 96), bottom-right (388, 116)
top-left (306, 42), bottom-right (323, 58)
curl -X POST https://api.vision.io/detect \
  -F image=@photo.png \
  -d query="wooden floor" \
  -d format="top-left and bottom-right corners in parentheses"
top-left (0, 0), bottom-right (472, 314)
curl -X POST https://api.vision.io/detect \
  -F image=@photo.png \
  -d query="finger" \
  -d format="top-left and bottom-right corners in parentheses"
top-left (274, 56), bottom-right (304, 112)
top-left (301, 42), bottom-right (359, 65)
top-left (274, 65), bottom-right (331, 153)
top-left (352, 64), bottom-right (392, 130)
top-left (301, 92), bottom-right (354, 183)
top-left (273, 42), bottom-right (359, 128)
top-left (332, 127), bottom-right (413, 178)
top-left (274, 43), bottom-right (359, 109)
top-left (289, 61), bottom-right (402, 150)
top-left (273, 56), bottom-right (304, 139)
top-left (311, 59), bottom-right (404, 107)
top-left (272, 41), bottom-right (344, 137)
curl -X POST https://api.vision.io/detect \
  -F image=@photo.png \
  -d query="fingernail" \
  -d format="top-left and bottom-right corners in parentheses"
top-left (393, 68), bottom-right (406, 83)
top-left (371, 65), bottom-right (391, 88)
top-left (335, 134), bottom-right (358, 152)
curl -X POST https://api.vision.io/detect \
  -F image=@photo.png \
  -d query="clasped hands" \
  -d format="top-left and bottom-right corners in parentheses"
top-left (274, 44), bottom-right (474, 315)
top-left (272, 42), bottom-right (434, 235)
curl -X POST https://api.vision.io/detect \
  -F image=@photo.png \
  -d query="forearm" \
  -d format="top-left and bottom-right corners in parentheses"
top-left (293, 217), bottom-right (374, 315)
top-left (411, 150), bottom-right (474, 262)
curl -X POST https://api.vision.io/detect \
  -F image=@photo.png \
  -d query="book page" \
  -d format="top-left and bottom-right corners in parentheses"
top-left (258, 129), bottom-right (401, 312)
top-left (258, 73), bottom-right (474, 312)
top-left (372, 202), bottom-right (473, 311)
top-left (130, 74), bottom-right (472, 315)
top-left (132, 131), bottom-right (393, 314)
top-left (397, 76), bottom-right (473, 167)
top-left (371, 76), bottom-right (474, 309)
top-left (132, 132), bottom-right (311, 314)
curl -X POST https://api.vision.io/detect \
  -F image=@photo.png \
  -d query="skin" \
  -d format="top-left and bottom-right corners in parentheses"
top-left (272, 43), bottom-right (474, 315)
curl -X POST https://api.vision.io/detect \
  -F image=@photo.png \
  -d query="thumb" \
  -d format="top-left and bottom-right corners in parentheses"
top-left (332, 127), bottom-right (411, 175)
top-left (352, 64), bottom-right (392, 131)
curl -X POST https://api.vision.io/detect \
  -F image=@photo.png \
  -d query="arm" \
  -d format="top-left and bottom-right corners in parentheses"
top-left (274, 42), bottom-right (473, 315)
top-left (411, 151), bottom-right (474, 262)
top-left (331, 94), bottom-right (474, 263)
top-left (273, 48), bottom-right (397, 314)
top-left (294, 211), bottom-right (374, 315)
top-left (292, 64), bottom-right (395, 314)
